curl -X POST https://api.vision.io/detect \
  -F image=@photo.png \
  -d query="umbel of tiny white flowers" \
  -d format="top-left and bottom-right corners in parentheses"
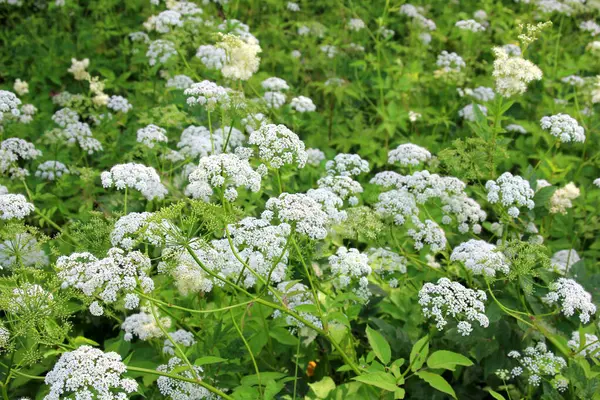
top-left (0, 193), bottom-right (34, 220)
top-left (249, 123), bottom-right (308, 169)
top-left (136, 124), bottom-right (168, 148)
top-left (101, 163), bottom-right (168, 201)
top-left (504, 342), bottom-right (567, 390)
top-left (542, 278), bottom-right (597, 324)
top-left (387, 143), bottom-right (432, 167)
top-left (491, 46), bottom-right (542, 97)
top-left (217, 33), bottom-right (262, 81)
top-left (540, 114), bottom-right (585, 143)
top-left (486, 172), bottom-right (535, 217)
top-left (451, 239), bottom-right (510, 277)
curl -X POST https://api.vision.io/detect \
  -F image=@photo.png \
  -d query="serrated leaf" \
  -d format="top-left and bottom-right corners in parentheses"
top-left (416, 371), bottom-right (456, 399)
top-left (366, 325), bottom-right (391, 365)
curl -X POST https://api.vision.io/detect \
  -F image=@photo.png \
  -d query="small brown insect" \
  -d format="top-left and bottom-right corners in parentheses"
top-left (306, 361), bottom-right (317, 377)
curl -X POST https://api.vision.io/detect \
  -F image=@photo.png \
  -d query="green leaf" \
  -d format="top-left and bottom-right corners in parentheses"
top-left (241, 372), bottom-right (286, 386)
top-left (352, 372), bottom-right (399, 392)
top-left (416, 371), bottom-right (457, 399)
top-left (366, 325), bottom-right (391, 364)
top-left (308, 377), bottom-right (336, 398)
top-left (263, 380), bottom-right (285, 400)
top-left (409, 335), bottom-right (429, 372)
top-left (533, 186), bottom-right (557, 209)
top-left (269, 327), bottom-right (299, 346)
top-left (487, 389), bottom-right (507, 400)
top-left (194, 356), bottom-right (227, 366)
top-left (71, 336), bottom-right (100, 347)
top-left (426, 350), bottom-right (473, 371)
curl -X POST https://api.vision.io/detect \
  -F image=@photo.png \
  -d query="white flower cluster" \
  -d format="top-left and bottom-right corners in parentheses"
top-left (185, 153), bottom-right (261, 202)
top-left (290, 96), bottom-right (316, 113)
top-left (13, 79), bottom-right (28, 96)
top-left (550, 249), bottom-right (580, 275)
top-left (317, 175), bottom-right (363, 205)
top-left (329, 247), bottom-right (372, 301)
top-left (388, 143), bottom-right (431, 167)
top-left (368, 247), bottom-right (407, 285)
top-left (486, 172), bottom-right (535, 217)
top-left (436, 51), bottom-right (466, 72)
top-left (18, 103), bottom-right (36, 124)
top-left (543, 278), bottom-right (596, 324)
top-left (326, 153), bottom-right (369, 176)
top-left (184, 80), bottom-right (231, 111)
top-left (451, 240), bottom-right (510, 277)
top-left (264, 91), bottom-right (286, 109)
top-left (0, 233), bottom-right (48, 269)
top-left (10, 283), bottom-right (54, 315)
top-left (218, 33), bottom-right (262, 81)
top-left (144, 10), bottom-right (183, 33)
top-left (561, 75), bottom-right (585, 87)
top-left (455, 19), bottom-right (485, 32)
top-left (35, 160), bottom-right (69, 181)
top-left (122, 308), bottom-right (172, 341)
top-left (52, 107), bottom-right (79, 127)
top-left (399, 4), bottom-right (437, 31)
top-left (241, 112), bottom-right (268, 133)
top-left (1, 138), bottom-right (42, 178)
top-left (320, 45), bottom-right (338, 58)
top-left (263, 193), bottom-right (329, 239)
top-left (0, 193), bottom-right (34, 220)
top-left (419, 277), bottom-right (489, 336)
top-left (157, 357), bottom-right (216, 399)
top-left (306, 188), bottom-right (347, 224)
top-left (110, 212), bottom-right (153, 250)
top-left (347, 18), bottom-right (365, 31)
top-left (458, 86), bottom-right (496, 102)
top-left (163, 329), bottom-right (196, 355)
top-left (56, 248), bottom-right (154, 315)
top-left (540, 114), bottom-right (585, 143)
top-left (249, 124), bottom-right (307, 169)
top-left (262, 77), bottom-right (289, 92)
top-left (506, 342), bottom-right (567, 389)
top-left (60, 121), bottom-right (103, 154)
top-left (147, 39), bottom-right (177, 66)
top-left (580, 20), bottom-right (600, 36)
top-left (137, 124), bottom-right (168, 148)
top-left (0, 326), bottom-right (8, 349)
top-left (459, 104), bottom-right (488, 121)
top-left (196, 45), bottom-right (227, 70)
top-left (549, 182), bottom-right (580, 214)
top-left (408, 217), bottom-right (447, 252)
top-left (306, 148), bottom-right (325, 166)
top-left (43, 346), bottom-right (138, 400)
top-left (568, 332), bottom-right (600, 357)
top-left (107, 95), bottom-right (133, 113)
top-left (68, 58), bottom-right (90, 80)
top-left (166, 74), bottom-right (194, 90)
top-left (506, 124), bottom-right (527, 134)
top-left (101, 163), bottom-right (168, 201)
top-left (374, 189), bottom-right (418, 225)
top-left (492, 47), bottom-right (543, 97)
top-left (158, 243), bottom-right (214, 295)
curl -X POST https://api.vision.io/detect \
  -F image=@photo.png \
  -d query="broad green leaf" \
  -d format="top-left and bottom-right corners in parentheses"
top-left (308, 377), bottom-right (336, 398)
top-left (70, 336), bottom-right (99, 347)
top-left (426, 350), bottom-right (473, 371)
top-left (352, 372), bottom-right (398, 392)
top-left (487, 389), bottom-right (507, 400)
top-left (269, 327), bottom-right (299, 346)
top-left (366, 325), bottom-right (391, 364)
top-left (194, 356), bottom-right (227, 366)
top-left (241, 372), bottom-right (286, 386)
top-left (409, 335), bottom-right (429, 372)
top-left (416, 371), bottom-right (457, 399)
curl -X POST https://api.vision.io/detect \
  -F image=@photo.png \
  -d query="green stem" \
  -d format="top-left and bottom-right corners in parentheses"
top-left (230, 310), bottom-right (262, 395)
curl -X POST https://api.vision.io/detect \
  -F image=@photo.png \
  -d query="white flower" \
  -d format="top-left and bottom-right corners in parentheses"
top-left (291, 49), bottom-right (302, 58)
top-left (374, 189), bottom-right (418, 225)
top-left (89, 301), bottom-right (104, 316)
top-left (218, 34), bottom-right (262, 81)
top-left (451, 240), bottom-right (510, 276)
top-left (35, 160), bottom-right (69, 181)
top-left (549, 182), bottom-right (580, 214)
top-left (166, 74), bottom-right (194, 90)
top-left (506, 124), bottom-right (527, 134)
top-left (262, 193), bottom-right (329, 239)
top-left (543, 278), bottom-right (596, 323)
top-left (329, 247), bottom-right (372, 301)
top-left (13, 79), bottom-right (29, 96)
top-left (459, 104), bottom-right (488, 121)
top-left (504, 342), bottom-right (566, 387)
top-left (455, 19), bottom-right (485, 32)
top-left (492, 47), bottom-right (542, 97)
top-left (157, 357), bottom-right (214, 399)
top-left (52, 108), bottom-right (79, 127)
top-left (60, 122), bottom-right (103, 154)
top-left (408, 217), bottom-right (447, 252)
top-left (419, 277), bottom-right (488, 335)
top-left (580, 20), bottom-right (600, 36)
top-left (306, 148), bottom-right (325, 166)
top-left (326, 154), bottom-right (369, 176)
top-left (11, 283), bottom-right (54, 315)
top-left (110, 212), bottom-right (154, 250)
top-left (287, 2), bottom-right (299, 11)
top-left (317, 175), bottom-right (363, 204)
top-left (0, 326), bottom-right (8, 349)
top-left (550, 249), bottom-right (580, 275)
top-left (196, 45), bottom-right (227, 70)
top-left (540, 114), bottom-right (585, 143)
top-left (320, 45), bottom-right (338, 58)
top-left (101, 163), bottom-right (168, 201)
top-left (368, 247), bottom-right (407, 276)
top-left (122, 308), bottom-right (171, 341)
top-left (459, 86), bottom-right (496, 102)
top-left (129, 31), bottom-right (150, 43)
top-left (409, 111), bottom-right (422, 122)
top-left (144, 10), bottom-right (183, 33)
top-left (561, 75), bottom-right (585, 87)
top-left (568, 332), bottom-right (600, 357)
top-left (44, 346), bottom-right (138, 400)
top-left (436, 51), bottom-right (466, 72)
top-left (107, 95), bottom-right (133, 113)
top-left (388, 143), bottom-right (431, 167)
top-left (348, 18), bottom-right (366, 31)
top-left (486, 172), bottom-right (535, 217)
top-left (185, 153), bottom-right (261, 202)
top-left (68, 58), bottom-right (90, 80)
top-left (0, 193), bottom-right (34, 220)
top-left (147, 40), bottom-right (177, 66)
top-left (290, 96), bottom-right (316, 113)
top-left (306, 188), bottom-right (347, 224)
top-left (263, 91), bottom-right (286, 109)
top-left (184, 80), bottom-right (231, 111)
top-left (163, 329), bottom-right (196, 355)
top-left (249, 124), bottom-right (307, 169)
top-left (137, 124), bottom-right (168, 148)
top-left (261, 77), bottom-right (289, 91)
top-left (0, 233), bottom-right (48, 269)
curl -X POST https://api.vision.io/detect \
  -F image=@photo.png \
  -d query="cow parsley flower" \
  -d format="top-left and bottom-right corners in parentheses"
top-left (388, 143), bottom-right (432, 167)
top-left (373, 189), bottom-right (418, 225)
top-left (459, 104), bottom-right (488, 121)
top-left (166, 74), bottom-right (194, 90)
top-left (549, 182), bottom-right (580, 214)
top-left (184, 80), bottom-right (231, 111)
top-left (185, 153), bottom-right (261, 202)
top-left (451, 240), bottom-right (510, 276)
top-left (348, 18), bottom-right (366, 31)
top-left (107, 95), bottom-right (133, 113)
top-left (568, 332), bottom-right (600, 357)
top-left (158, 242), bottom-right (215, 295)
top-left (52, 108), bottom-right (79, 127)
top-left (580, 20), bottom-right (600, 36)
top-left (0, 326), bottom-right (8, 349)
top-left (543, 278), bottom-right (596, 324)
top-left (492, 47), bottom-right (542, 97)
top-left (1, 137), bottom-right (42, 178)
top-left (459, 86), bottom-right (496, 102)
top-left (163, 329), bottom-right (196, 355)
top-left (137, 124), bottom-right (168, 148)
top-left (144, 10), bottom-right (183, 33)
top-left (101, 163), bottom-right (168, 201)
top-left (317, 175), bottom-right (363, 205)
top-left (419, 277), bottom-right (488, 335)
top-left (122, 308), bottom-right (171, 341)
top-left (147, 40), bottom-right (177, 66)
top-left (455, 19), bottom-right (485, 32)
top-left (43, 346), bottom-right (138, 400)
top-left (13, 79), bottom-right (28, 96)
top-left (368, 247), bottom-right (407, 278)
top-left (249, 124), bottom-right (307, 169)
top-left (11, 283), bottom-right (54, 315)
top-left (326, 154), bottom-right (369, 177)
top-left (0, 193), bottom-right (34, 220)
top-left (320, 45), bottom-right (338, 58)
top-left (505, 342), bottom-right (566, 389)
top-left (35, 160), bottom-right (69, 181)
top-left (110, 212), bottom-right (154, 250)
top-left (486, 172), bottom-right (535, 217)
top-left (0, 90), bottom-right (21, 122)
top-left (60, 122), bottom-right (103, 154)
top-left (263, 91), bottom-right (286, 109)
top-left (408, 217), bottom-right (447, 252)
top-left (506, 124), bottom-right (527, 134)
top-left (540, 114), bottom-right (585, 143)
top-left (157, 357), bottom-right (215, 399)
top-left (196, 45), bottom-right (227, 70)
top-left (329, 247), bottom-right (372, 301)
top-left (0, 233), bottom-right (48, 269)
top-left (306, 148), bottom-right (325, 166)
top-left (217, 33), bottom-right (262, 81)
top-left (290, 96), bottom-right (316, 113)
top-left (436, 51), bottom-right (466, 72)
top-left (261, 77), bottom-right (289, 92)
top-left (550, 249), bottom-right (580, 275)
top-left (68, 58), bottom-right (90, 80)
top-left (262, 193), bottom-right (328, 239)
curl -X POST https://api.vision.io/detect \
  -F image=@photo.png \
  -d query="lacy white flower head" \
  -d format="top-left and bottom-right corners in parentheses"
top-left (306, 148), bottom-right (325, 166)
top-left (328, 247), bottom-right (372, 301)
top-left (249, 123), bottom-right (307, 169)
top-left (144, 10), bottom-right (183, 33)
top-left (287, 1), bottom-right (300, 11)
top-left (185, 153), bottom-right (261, 202)
top-left (166, 74), bottom-right (194, 90)
top-left (388, 143), bottom-right (432, 167)
top-left (291, 49), bottom-right (302, 58)
top-left (550, 249), bottom-right (580, 275)
top-left (241, 112), bottom-right (268, 134)
top-left (440, 193), bottom-right (486, 234)
top-left (549, 182), bottom-right (580, 214)
top-left (261, 77), bottom-right (289, 92)
top-left (0, 193), bottom-right (34, 220)
top-left (68, 58), bottom-right (90, 80)
top-left (409, 111), bottom-right (422, 122)
top-left (184, 80), bottom-right (232, 112)
top-left (35, 160), bottom-right (69, 181)
top-left (451, 240), bottom-right (510, 277)
top-left (492, 47), bottom-right (543, 97)
top-left (147, 39), bottom-right (177, 66)
top-left (320, 45), bottom-right (338, 58)
top-left (0, 326), bottom-right (8, 349)
top-left (10, 283), bottom-right (54, 315)
top-left (101, 163), bottom-right (168, 201)
top-left (436, 51), bottom-right (466, 72)
top-left (408, 217), bottom-right (447, 252)
top-left (505, 342), bottom-right (567, 390)
top-left (196, 44), bottom-right (227, 70)
top-left (56, 248), bottom-right (154, 314)
top-left (568, 332), bottom-right (600, 357)
top-left (1, 137), bottom-right (42, 177)
top-left (163, 329), bottom-right (196, 355)
top-left (121, 307), bottom-right (172, 341)
top-left (0, 233), bottom-right (48, 269)
top-left (262, 193), bottom-right (329, 240)
top-left (13, 79), bottom-right (28, 96)
top-left (290, 96), bottom-right (316, 113)
top-left (368, 247), bottom-right (407, 281)
top-left (43, 346), bottom-right (138, 400)
top-left (137, 124), bottom-right (168, 148)
top-left (177, 125), bottom-right (214, 158)
top-left (347, 18), bottom-right (366, 31)
top-left (307, 188), bottom-right (347, 225)
top-left (372, 170), bottom-right (466, 204)
top-left (458, 86), bottom-right (496, 102)
top-left (264, 91), bottom-right (286, 109)
top-left (129, 31), bottom-right (150, 43)
top-left (373, 189), bottom-right (418, 225)
top-left (347, 43), bottom-right (365, 53)
top-left (540, 114), bottom-right (585, 143)
top-left (459, 104), bottom-right (488, 122)
top-left (61, 122), bottom-right (103, 154)
top-left (506, 124), bottom-right (527, 134)
top-left (52, 107), bottom-right (79, 128)
top-left (158, 242), bottom-right (214, 295)
top-left (107, 95), bottom-right (133, 113)
top-left (561, 74), bottom-right (585, 87)
top-left (157, 357), bottom-right (217, 399)
top-left (272, 281), bottom-right (322, 331)
top-left (543, 278), bottom-right (596, 324)
top-left (580, 20), bottom-right (600, 36)
top-left (455, 19), bottom-right (485, 32)
top-left (217, 33), bottom-right (262, 81)
top-left (486, 172), bottom-right (535, 217)
top-left (418, 277), bottom-right (489, 336)
top-left (326, 153), bottom-right (370, 177)
top-left (110, 212), bottom-right (169, 250)
top-left (18, 103), bottom-right (36, 124)
top-left (317, 175), bottom-right (363, 205)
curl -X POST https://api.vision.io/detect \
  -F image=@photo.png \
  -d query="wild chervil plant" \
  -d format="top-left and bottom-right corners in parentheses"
top-left (1, 0), bottom-right (600, 399)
